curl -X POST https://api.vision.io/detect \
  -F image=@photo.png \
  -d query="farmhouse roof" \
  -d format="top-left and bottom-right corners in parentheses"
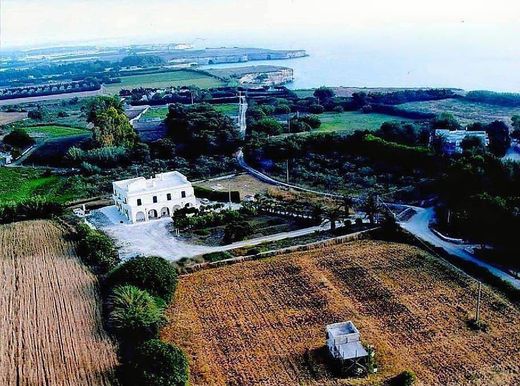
top-left (113, 171), bottom-right (191, 193)
top-left (326, 321), bottom-right (368, 361)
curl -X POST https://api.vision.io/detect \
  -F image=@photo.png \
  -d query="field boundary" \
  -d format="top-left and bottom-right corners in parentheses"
top-left (185, 227), bottom-right (378, 273)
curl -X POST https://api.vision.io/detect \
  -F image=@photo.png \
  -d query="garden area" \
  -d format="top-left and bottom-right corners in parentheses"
top-left (315, 111), bottom-right (417, 134)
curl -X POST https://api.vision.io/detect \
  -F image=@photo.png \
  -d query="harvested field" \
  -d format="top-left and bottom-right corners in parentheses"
top-left (0, 220), bottom-right (118, 385)
top-left (162, 240), bottom-right (520, 386)
top-left (0, 111), bottom-right (27, 125)
top-left (194, 173), bottom-right (274, 199)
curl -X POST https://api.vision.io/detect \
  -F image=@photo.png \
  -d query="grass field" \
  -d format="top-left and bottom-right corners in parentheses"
top-left (316, 111), bottom-right (417, 133)
top-left (162, 240), bottom-right (520, 385)
top-left (22, 125), bottom-right (89, 138)
top-left (0, 220), bottom-right (118, 385)
top-left (0, 167), bottom-right (87, 204)
top-left (213, 103), bottom-right (239, 116)
top-left (104, 70), bottom-right (225, 94)
top-left (398, 98), bottom-right (520, 126)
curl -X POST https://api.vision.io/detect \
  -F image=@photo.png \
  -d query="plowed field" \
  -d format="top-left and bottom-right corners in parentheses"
top-left (0, 220), bottom-right (118, 385)
top-left (162, 240), bottom-right (520, 385)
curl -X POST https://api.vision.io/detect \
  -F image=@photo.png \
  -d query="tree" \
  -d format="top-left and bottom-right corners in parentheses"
top-left (308, 104), bottom-right (325, 114)
top-left (512, 115), bottom-right (520, 131)
top-left (107, 255), bottom-right (178, 303)
top-left (128, 339), bottom-right (189, 386)
top-left (250, 118), bottom-right (284, 136)
top-left (460, 135), bottom-right (485, 153)
top-left (486, 120), bottom-right (511, 157)
top-left (342, 195), bottom-right (354, 217)
top-left (362, 193), bottom-right (380, 224)
top-left (223, 220), bottom-right (253, 244)
top-left (108, 285), bottom-right (165, 343)
top-left (92, 106), bottom-right (138, 148)
top-left (165, 103), bottom-right (241, 156)
top-left (313, 86), bottom-right (335, 103)
top-left (324, 207), bottom-right (341, 231)
top-left (432, 112), bottom-right (460, 131)
top-left (77, 224), bottom-right (120, 273)
top-left (85, 96), bottom-right (124, 125)
top-left (28, 106), bottom-right (47, 120)
top-left (300, 114), bottom-right (321, 129)
top-left (3, 128), bottom-right (34, 149)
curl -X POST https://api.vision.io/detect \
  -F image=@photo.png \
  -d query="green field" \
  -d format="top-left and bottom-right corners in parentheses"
top-left (397, 99), bottom-right (520, 126)
top-left (22, 125), bottom-right (90, 138)
top-left (315, 111), bottom-right (417, 133)
top-left (0, 168), bottom-right (85, 205)
top-left (141, 107), bottom-right (169, 120)
top-left (212, 103), bottom-right (239, 116)
top-left (104, 70), bottom-right (225, 94)
top-left (141, 103), bottom-right (238, 120)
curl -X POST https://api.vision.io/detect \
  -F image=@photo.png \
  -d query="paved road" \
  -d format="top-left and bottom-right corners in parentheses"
top-left (400, 207), bottom-right (520, 289)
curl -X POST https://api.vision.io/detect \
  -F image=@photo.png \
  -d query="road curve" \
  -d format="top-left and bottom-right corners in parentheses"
top-left (400, 207), bottom-right (520, 289)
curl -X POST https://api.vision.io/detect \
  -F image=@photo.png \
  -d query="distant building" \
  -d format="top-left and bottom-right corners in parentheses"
top-left (434, 129), bottom-right (489, 155)
top-left (326, 321), bottom-right (368, 361)
top-left (112, 171), bottom-right (197, 223)
top-left (0, 151), bottom-right (13, 166)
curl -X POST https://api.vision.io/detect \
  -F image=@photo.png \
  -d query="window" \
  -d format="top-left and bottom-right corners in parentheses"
top-left (153, 196), bottom-right (158, 203)
top-left (167, 193), bottom-right (172, 201)
top-left (181, 191), bottom-right (186, 198)
top-left (137, 198), bottom-right (142, 206)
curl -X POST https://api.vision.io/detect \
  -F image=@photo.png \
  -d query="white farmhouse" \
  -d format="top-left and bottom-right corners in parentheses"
top-left (112, 171), bottom-right (197, 223)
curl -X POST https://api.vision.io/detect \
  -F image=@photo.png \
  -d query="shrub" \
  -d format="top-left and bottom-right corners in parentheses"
top-left (77, 223), bottom-right (120, 273)
top-left (391, 370), bottom-right (417, 386)
top-left (3, 128), bottom-right (34, 149)
top-left (202, 251), bottom-right (233, 262)
top-left (300, 114), bottom-right (321, 129)
top-left (0, 198), bottom-right (64, 224)
top-left (107, 255), bottom-right (178, 303)
top-left (127, 339), bottom-right (189, 386)
top-left (108, 285), bottom-right (165, 343)
top-left (223, 220), bottom-right (254, 244)
top-left (308, 103), bottom-right (325, 114)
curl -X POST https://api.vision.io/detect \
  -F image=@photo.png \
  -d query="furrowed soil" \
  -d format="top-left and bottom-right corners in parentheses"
top-left (161, 240), bottom-right (520, 386)
top-left (0, 220), bottom-right (119, 385)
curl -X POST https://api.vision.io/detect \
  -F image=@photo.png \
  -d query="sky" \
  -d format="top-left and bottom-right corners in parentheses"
top-left (1, 0), bottom-right (520, 49)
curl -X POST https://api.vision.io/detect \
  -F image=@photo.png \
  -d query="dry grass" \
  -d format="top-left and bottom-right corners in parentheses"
top-left (162, 240), bottom-right (520, 386)
top-left (0, 220), bottom-right (119, 386)
top-left (194, 173), bottom-right (274, 199)
top-left (0, 111), bottom-right (27, 125)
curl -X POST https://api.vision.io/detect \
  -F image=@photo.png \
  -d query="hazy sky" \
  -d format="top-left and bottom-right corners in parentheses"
top-left (2, 0), bottom-right (520, 48)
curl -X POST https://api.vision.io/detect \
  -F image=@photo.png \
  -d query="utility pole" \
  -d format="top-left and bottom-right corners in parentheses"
top-left (228, 178), bottom-right (232, 209)
top-left (286, 159), bottom-right (290, 183)
top-left (476, 281), bottom-right (482, 324)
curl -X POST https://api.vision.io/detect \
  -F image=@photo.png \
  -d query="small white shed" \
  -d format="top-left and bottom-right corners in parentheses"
top-left (326, 321), bottom-right (368, 360)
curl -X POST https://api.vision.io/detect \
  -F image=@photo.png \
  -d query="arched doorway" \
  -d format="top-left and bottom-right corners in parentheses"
top-left (135, 211), bottom-right (145, 222)
top-left (148, 209), bottom-right (158, 219)
top-left (160, 207), bottom-right (170, 217)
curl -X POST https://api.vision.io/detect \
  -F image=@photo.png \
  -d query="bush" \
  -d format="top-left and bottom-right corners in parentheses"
top-left (107, 255), bottom-right (178, 303)
top-left (108, 285), bottom-right (165, 344)
top-left (77, 223), bottom-right (120, 273)
top-left (391, 370), bottom-right (417, 386)
top-left (0, 197), bottom-right (64, 224)
top-left (3, 128), bottom-right (34, 149)
top-left (223, 220), bottom-right (254, 244)
top-left (308, 103), bottom-right (325, 114)
top-left (202, 251), bottom-right (233, 262)
top-left (127, 339), bottom-right (189, 386)
top-left (300, 114), bottom-right (321, 129)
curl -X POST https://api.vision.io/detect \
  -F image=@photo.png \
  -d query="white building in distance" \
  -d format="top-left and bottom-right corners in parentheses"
top-left (112, 171), bottom-right (197, 223)
top-left (434, 129), bottom-right (489, 155)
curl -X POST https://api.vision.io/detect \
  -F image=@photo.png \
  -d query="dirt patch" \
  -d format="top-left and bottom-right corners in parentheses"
top-left (194, 173), bottom-right (274, 199)
top-left (0, 111), bottom-right (27, 126)
top-left (162, 240), bottom-right (520, 386)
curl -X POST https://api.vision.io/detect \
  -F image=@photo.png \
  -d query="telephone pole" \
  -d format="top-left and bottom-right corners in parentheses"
top-left (286, 159), bottom-right (290, 183)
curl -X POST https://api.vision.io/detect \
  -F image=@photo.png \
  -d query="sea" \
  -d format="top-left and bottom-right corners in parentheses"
top-left (199, 26), bottom-right (520, 93)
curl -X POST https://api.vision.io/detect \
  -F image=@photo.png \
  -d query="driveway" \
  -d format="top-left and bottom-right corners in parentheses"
top-left (87, 205), bottom-right (350, 261)
top-left (400, 207), bottom-right (520, 289)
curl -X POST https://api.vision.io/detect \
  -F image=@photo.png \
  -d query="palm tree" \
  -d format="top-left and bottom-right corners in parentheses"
top-left (362, 193), bottom-right (380, 225)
